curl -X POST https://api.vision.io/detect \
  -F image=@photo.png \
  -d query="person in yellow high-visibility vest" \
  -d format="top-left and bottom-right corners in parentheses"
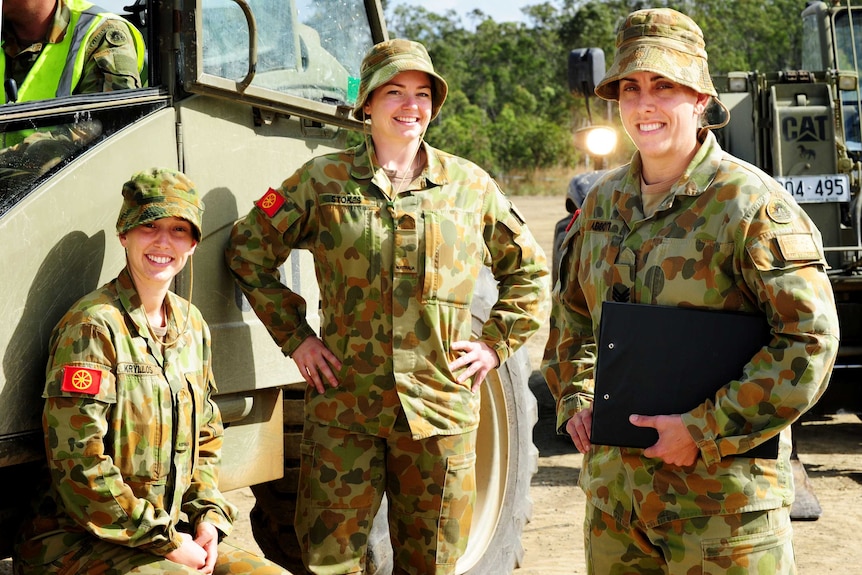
top-left (0, 0), bottom-right (146, 190)
top-left (1, 0), bottom-right (146, 103)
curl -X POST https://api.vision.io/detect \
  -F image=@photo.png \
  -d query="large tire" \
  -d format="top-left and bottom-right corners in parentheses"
top-left (250, 268), bottom-right (539, 575)
top-left (449, 340), bottom-right (538, 574)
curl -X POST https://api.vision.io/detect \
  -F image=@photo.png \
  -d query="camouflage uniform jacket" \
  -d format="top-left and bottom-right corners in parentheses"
top-left (227, 140), bottom-right (549, 439)
top-left (17, 268), bottom-right (235, 563)
top-left (543, 131), bottom-right (839, 527)
top-left (1, 0), bottom-right (143, 98)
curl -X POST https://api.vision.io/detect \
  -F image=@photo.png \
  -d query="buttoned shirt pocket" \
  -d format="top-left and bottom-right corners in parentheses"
top-left (422, 209), bottom-right (483, 306)
top-left (114, 369), bottom-right (171, 486)
top-left (578, 226), bottom-right (623, 308)
top-left (644, 237), bottom-right (736, 305)
top-left (315, 200), bottom-right (381, 294)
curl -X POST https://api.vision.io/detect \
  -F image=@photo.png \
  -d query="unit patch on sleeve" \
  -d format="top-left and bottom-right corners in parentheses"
top-left (61, 366), bottom-right (102, 395)
top-left (766, 199), bottom-right (794, 224)
top-left (256, 188), bottom-right (285, 217)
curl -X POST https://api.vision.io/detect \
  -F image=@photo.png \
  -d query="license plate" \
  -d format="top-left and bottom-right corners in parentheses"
top-left (774, 174), bottom-right (850, 203)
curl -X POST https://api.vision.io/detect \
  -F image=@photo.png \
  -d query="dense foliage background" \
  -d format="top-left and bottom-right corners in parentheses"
top-left (371, 0), bottom-right (806, 192)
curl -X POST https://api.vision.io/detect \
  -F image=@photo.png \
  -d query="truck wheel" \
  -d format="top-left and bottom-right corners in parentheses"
top-left (250, 268), bottom-right (539, 575)
top-left (366, 343), bottom-right (538, 574)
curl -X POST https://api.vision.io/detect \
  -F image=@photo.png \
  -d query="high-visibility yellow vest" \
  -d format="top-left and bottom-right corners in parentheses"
top-left (0, 0), bottom-right (146, 104)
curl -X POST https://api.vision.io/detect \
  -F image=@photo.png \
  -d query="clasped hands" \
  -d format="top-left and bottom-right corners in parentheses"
top-left (565, 407), bottom-right (699, 466)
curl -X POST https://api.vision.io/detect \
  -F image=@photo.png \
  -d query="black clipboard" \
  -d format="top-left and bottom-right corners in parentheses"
top-left (591, 301), bottom-right (779, 459)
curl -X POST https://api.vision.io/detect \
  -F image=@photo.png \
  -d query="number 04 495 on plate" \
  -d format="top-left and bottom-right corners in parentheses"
top-left (775, 174), bottom-right (849, 203)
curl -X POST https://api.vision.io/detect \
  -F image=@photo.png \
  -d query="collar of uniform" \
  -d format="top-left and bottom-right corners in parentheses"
top-left (350, 141), bottom-right (376, 181)
top-left (46, 0), bottom-right (73, 44)
top-left (422, 141), bottom-right (449, 187)
top-left (630, 129), bottom-right (722, 200)
top-left (350, 139), bottom-right (449, 188)
top-left (683, 129), bottom-right (723, 196)
top-left (116, 266), bottom-right (187, 350)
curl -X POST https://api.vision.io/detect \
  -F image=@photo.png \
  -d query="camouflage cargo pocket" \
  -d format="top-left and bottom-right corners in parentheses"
top-left (436, 450), bottom-right (477, 566)
top-left (702, 518), bottom-right (795, 574)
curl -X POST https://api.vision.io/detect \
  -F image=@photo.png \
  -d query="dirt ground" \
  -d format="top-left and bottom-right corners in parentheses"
top-left (3, 195), bottom-right (857, 574)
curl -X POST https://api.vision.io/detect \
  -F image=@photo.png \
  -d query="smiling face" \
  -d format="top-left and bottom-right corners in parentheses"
top-left (618, 71), bottom-right (711, 178)
top-left (119, 217), bottom-right (197, 294)
top-left (363, 70), bottom-right (433, 146)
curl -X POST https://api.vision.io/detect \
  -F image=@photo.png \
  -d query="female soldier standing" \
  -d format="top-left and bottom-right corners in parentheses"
top-left (226, 39), bottom-right (549, 574)
top-left (543, 8), bottom-right (839, 574)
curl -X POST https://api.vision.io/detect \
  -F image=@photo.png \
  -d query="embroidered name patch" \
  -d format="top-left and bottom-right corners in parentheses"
top-left (256, 188), bottom-right (285, 217)
top-left (61, 366), bottom-right (102, 395)
top-left (590, 220), bottom-right (613, 232)
top-left (117, 363), bottom-right (158, 375)
top-left (320, 194), bottom-right (365, 205)
top-left (777, 233), bottom-right (821, 261)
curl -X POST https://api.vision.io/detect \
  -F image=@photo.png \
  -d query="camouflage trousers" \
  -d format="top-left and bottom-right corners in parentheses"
top-left (584, 502), bottom-right (796, 574)
top-left (14, 539), bottom-right (290, 575)
top-left (295, 413), bottom-right (477, 575)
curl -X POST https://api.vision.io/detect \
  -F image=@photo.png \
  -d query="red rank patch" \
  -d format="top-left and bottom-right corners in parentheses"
top-left (61, 366), bottom-right (102, 395)
top-left (565, 209), bottom-right (581, 232)
top-left (256, 188), bottom-right (285, 217)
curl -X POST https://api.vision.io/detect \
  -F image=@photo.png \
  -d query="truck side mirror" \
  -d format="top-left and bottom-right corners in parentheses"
top-left (568, 48), bottom-right (605, 97)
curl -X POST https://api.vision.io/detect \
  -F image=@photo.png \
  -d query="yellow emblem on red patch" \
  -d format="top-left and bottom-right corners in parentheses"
top-left (256, 188), bottom-right (285, 217)
top-left (61, 366), bottom-right (102, 395)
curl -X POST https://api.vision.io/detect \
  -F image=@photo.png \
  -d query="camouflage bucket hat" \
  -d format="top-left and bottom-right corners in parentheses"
top-left (116, 168), bottom-right (204, 240)
top-left (595, 8), bottom-right (729, 128)
top-left (353, 39), bottom-right (449, 122)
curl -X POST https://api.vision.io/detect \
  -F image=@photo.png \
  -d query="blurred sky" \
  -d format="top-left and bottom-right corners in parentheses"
top-left (392, 0), bottom-right (532, 25)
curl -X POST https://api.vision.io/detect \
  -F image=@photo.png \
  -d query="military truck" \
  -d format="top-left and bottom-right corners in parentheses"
top-left (0, 1), bottom-right (538, 573)
top-left (712, 0), bottom-right (862, 418)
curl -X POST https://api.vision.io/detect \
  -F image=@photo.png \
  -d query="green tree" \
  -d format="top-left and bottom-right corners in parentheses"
top-left (377, 0), bottom-right (810, 181)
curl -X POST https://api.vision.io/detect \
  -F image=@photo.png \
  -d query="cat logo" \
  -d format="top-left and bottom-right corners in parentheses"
top-left (782, 115), bottom-right (828, 143)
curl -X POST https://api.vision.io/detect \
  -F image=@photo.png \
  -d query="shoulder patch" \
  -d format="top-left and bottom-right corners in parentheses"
top-left (106, 27), bottom-right (129, 47)
top-left (565, 209), bottom-right (580, 232)
top-left (256, 188), bottom-right (285, 217)
top-left (61, 366), bottom-right (102, 395)
top-left (777, 233), bottom-right (821, 261)
top-left (766, 198), bottom-right (794, 224)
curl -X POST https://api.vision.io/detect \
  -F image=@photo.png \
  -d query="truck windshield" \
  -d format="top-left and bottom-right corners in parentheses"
top-left (0, 92), bottom-right (167, 207)
top-left (201, 0), bottom-right (372, 107)
top-left (831, 9), bottom-right (862, 152)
